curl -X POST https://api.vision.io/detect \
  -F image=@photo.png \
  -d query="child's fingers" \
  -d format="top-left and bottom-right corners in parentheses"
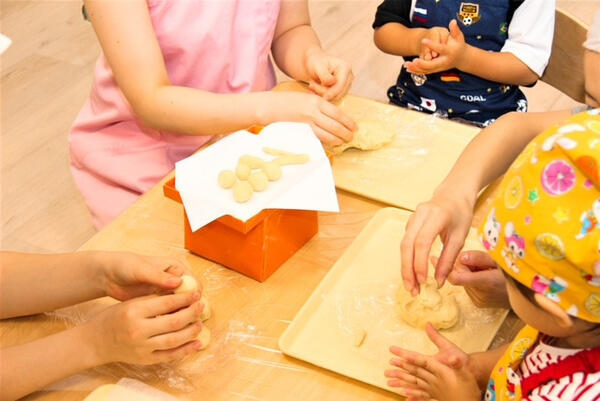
top-left (151, 339), bottom-right (202, 364)
top-left (148, 300), bottom-right (204, 335)
top-left (141, 291), bottom-right (200, 317)
top-left (402, 353), bottom-right (446, 379)
top-left (150, 321), bottom-right (203, 351)
top-left (390, 346), bottom-right (422, 360)
top-left (421, 39), bottom-right (446, 58)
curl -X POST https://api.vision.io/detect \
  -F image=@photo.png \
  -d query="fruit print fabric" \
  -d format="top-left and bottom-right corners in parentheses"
top-left (480, 109), bottom-right (600, 322)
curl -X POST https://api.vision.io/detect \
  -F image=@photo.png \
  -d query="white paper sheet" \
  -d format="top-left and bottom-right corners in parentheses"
top-left (175, 122), bottom-right (339, 231)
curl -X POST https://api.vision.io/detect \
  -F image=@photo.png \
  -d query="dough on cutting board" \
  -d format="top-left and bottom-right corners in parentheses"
top-left (332, 118), bottom-right (395, 154)
top-left (233, 180), bottom-right (253, 203)
top-left (248, 171), bottom-right (268, 192)
top-left (197, 326), bottom-right (211, 350)
top-left (218, 170), bottom-right (236, 189)
top-left (399, 279), bottom-right (459, 330)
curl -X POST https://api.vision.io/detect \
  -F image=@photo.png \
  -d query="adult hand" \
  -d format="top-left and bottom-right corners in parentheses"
top-left (304, 47), bottom-right (354, 102)
top-left (85, 292), bottom-right (206, 365)
top-left (95, 251), bottom-right (193, 301)
top-left (260, 91), bottom-right (357, 146)
top-left (400, 189), bottom-right (474, 296)
top-left (405, 20), bottom-right (467, 75)
top-left (446, 251), bottom-right (509, 308)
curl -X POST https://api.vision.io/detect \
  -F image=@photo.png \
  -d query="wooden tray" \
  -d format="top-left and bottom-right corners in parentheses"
top-left (279, 208), bottom-right (507, 393)
top-left (334, 96), bottom-right (480, 211)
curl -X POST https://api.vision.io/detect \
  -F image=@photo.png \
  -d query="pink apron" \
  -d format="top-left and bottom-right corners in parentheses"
top-left (70, 0), bottom-right (281, 228)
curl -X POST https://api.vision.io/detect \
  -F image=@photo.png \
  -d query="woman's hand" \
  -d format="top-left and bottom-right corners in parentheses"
top-left (259, 91), bottom-right (357, 146)
top-left (94, 251), bottom-right (193, 301)
top-left (84, 291), bottom-right (206, 365)
top-left (446, 251), bottom-right (509, 309)
top-left (304, 47), bottom-right (354, 102)
top-left (400, 188), bottom-right (476, 296)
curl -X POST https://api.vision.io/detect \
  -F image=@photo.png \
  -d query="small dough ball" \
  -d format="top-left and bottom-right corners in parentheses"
top-left (262, 161), bottom-right (282, 181)
top-left (196, 326), bottom-right (211, 350)
top-left (218, 170), bottom-right (236, 189)
top-left (236, 163), bottom-right (251, 180)
top-left (233, 180), bottom-right (253, 203)
top-left (239, 155), bottom-right (265, 169)
top-left (174, 275), bottom-right (198, 294)
top-left (249, 171), bottom-right (268, 192)
top-left (200, 295), bottom-right (211, 321)
top-left (399, 279), bottom-right (459, 330)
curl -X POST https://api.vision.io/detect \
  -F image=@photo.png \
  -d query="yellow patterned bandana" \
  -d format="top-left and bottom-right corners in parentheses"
top-left (480, 109), bottom-right (600, 322)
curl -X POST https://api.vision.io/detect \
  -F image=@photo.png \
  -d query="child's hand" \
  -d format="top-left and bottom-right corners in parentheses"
top-left (84, 291), bottom-right (206, 365)
top-left (420, 27), bottom-right (450, 61)
top-left (405, 20), bottom-right (467, 75)
top-left (260, 91), bottom-right (357, 146)
top-left (446, 251), bottom-right (509, 308)
top-left (95, 251), bottom-right (193, 301)
top-left (386, 324), bottom-right (481, 401)
top-left (304, 48), bottom-right (354, 102)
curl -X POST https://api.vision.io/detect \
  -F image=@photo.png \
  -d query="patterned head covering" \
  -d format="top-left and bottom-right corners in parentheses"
top-left (480, 109), bottom-right (600, 322)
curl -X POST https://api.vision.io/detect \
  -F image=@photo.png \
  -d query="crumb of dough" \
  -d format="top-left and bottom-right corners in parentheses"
top-left (218, 170), bottom-right (236, 189)
top-left (248, 171), bottom-right (268, 192)
top-left (233, 180), bottom-right (253, 203)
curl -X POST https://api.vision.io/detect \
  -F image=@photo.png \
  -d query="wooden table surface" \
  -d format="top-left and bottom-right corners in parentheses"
top-left (1, 90), bottom-right (522, 401)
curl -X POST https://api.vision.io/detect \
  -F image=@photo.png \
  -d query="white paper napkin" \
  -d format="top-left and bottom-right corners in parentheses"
top-left (175, 122), bottom-right (339, 231)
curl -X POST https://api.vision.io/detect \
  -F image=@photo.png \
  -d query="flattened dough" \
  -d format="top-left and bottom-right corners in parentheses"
top-left (399, 279), bottom-right (459, 330)
top-left (332, 118), bottom-right (395, 154)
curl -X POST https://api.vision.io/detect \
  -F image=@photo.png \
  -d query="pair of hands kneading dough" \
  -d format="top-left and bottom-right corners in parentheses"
top-left (218, 147), bottom-right (309, 203)
top-left (399, 279), bottom-right (459, 330)
top-left (174, 275), bottom-right (211, 349)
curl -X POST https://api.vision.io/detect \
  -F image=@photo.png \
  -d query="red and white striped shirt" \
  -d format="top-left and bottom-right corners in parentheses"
top-left (518, 339), bottom-right (600, 401)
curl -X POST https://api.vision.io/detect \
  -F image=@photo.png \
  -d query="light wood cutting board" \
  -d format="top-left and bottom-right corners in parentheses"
top-left (279, 207), bottom-right (507, 394)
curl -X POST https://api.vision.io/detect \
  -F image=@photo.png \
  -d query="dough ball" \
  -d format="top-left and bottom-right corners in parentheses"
top-left (218, 170), bottom-right (236, 189)
top-left (399, 279), bottom-right (459, 330)
top-left (236, 163), bottom-right (251, 180)
top-left (174, 275), bottom-right (198, 294)
top-left (248, 171), bottom-right (268, 192)
top-left (332, 119), bottom-right (395, 154)
top-left (262, 161), bottom-right (282, 181)
top-left (233, 180), bottom-right (253, 203)
top-left (196, 326), bottom-right (211, 350)
top-left (200, 295), bottom-right (211, 321)
top-left (275, 154), bottom-right (310, 166)
top-left (239, 155), bottom-right (265, 169)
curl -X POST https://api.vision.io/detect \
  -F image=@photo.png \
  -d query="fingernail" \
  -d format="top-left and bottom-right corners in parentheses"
top-left (461, 253), bottom-right (469, 262)
top-left (196, 321), bottom-right (203, 328)
top-left (193, 341), bottom-right (203, 350)
top-left (411, 288), bottom-right (419, 297)
top-left (192, 292), bottom-right (200, 300)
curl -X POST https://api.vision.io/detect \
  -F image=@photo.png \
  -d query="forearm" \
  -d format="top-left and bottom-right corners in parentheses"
top-left (0, 325), bottom-right (100, 401)
top-left (435, 110), bottom-right (571, 201)
top-left (457, 46), bottom-right (538, 85)
top-left (374, 24), bottom-right (426, 56)
top-left (469, 344), bottom-right (509, 390)
top-left (272, 24), bottom-right (322, 83)
top-left (0, 251), bottom-right (104, 318)
top-left (136, 88), bottom-right (275, 135)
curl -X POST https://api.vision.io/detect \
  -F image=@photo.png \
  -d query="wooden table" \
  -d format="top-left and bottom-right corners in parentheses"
top-left (1, 92), bottom-right (522, 401)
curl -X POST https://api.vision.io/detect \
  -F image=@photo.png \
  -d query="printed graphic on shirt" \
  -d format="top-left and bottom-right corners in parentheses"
top-left (420, 97), bottom-right (437, 112)
top-left (457, 3), bottom-right (481, 26)
top-left (411, 73), bottom-right (427, 86)
top-left (499, 22), bottom-right (508, 35)
top-left (440, 72), bottom-right (461, 83)
top-left (414, 6), bottom-right (428, 24)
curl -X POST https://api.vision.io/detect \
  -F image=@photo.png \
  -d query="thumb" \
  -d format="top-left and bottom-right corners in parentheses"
top-left (449, 19), bottom-right (463, 40)
top-left (139, 266), bottom-right (182, 289)
top-left (448, 267), bottom-right (497, 287)
top-left (459, 251), bottom-right (497, 271)
top-left (425, 322), bottom-right (457, 351)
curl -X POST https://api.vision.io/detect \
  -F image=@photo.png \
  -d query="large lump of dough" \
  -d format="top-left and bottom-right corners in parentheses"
top-left (332, 118), bottom-right (395, 154)
top-left (399, 279), bottom-right (459, 330)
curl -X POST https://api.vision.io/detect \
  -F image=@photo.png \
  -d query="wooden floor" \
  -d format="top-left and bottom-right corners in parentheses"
top-left (1, 1), bottom-right (598, 253)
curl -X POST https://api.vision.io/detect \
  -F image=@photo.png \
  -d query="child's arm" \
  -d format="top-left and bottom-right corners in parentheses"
top-left (0, 251), bottom-right (187, 318)
top-left (405, 20), bottom-right (538, 86)
top-left (270, 0), bottom-right (354, 101)
top-left (83, 0), bottom-right (356, 146)
top-left (585, 49), bottom-right (600, 107)
top-left (1, 291), bottom-right (205, 401)
top-left (401, 110), bottom-right (571, 295)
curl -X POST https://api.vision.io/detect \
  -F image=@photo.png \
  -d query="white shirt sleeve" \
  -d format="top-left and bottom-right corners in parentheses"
top-left (501, 0), bottom-right (556, 77)
top-left (584, 12), bottom-right (600, 53)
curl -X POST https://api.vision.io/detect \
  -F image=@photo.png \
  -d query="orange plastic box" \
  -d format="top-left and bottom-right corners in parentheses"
top-left (163, 125), bottom-right (322, 282)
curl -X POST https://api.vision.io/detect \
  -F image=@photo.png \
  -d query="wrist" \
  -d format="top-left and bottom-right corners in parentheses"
top-left (468, 352), bottom-right (492, 390)
top-left (434, 181), bottom-right (478, 210)
top-left (412, 28), bottom-right (428, 56)
top-left (455, 43), bottom-right (474, 72)
top-left (72, 323), bottom-right (106, 368)
top-left (78, 251), bottom-right (108, 298)
top-left (254, 92), bottom-right (275, 127)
